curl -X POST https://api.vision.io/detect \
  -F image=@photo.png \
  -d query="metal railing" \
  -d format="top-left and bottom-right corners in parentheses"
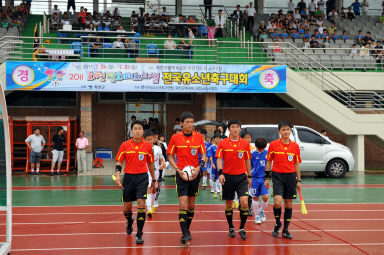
top-left (1, 35), bottom-right (383, 111)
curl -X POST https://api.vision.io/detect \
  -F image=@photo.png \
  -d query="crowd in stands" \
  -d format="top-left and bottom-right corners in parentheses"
top-left (0, 1), bottom-right (29, 33)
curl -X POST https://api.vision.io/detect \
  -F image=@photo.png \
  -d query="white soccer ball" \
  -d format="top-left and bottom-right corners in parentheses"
top-left (182, 166), bottom-right (195, 181)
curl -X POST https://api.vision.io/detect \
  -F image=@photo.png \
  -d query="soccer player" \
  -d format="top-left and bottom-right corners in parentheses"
top-left (144, 131), bottom-right (165, 218)
top-left (216, 118), bottom-right (252, 240)
top-left (207, 134), bottom-right (221, 198)
top-left (264, 121), bottom-right (302, 239)
top-left (167, 111), bottom-right (206, 245)
top-left (114, 121), bottom-right (156, 244)
top-left (241, 132), bottom-right (256, 216)
top-left (199, 129), bottom-right (210, 189)
top-left (250, 138), bottom-right (269, 224)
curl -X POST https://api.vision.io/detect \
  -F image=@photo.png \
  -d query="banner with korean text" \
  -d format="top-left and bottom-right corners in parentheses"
top-left (6, 61), bottom-right (287, 93)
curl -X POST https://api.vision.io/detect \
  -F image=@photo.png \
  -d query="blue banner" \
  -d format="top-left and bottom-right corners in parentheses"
top-left (6, 61), bottom-right (287, 93)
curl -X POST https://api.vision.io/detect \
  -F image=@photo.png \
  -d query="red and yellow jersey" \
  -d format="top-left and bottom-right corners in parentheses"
top-left (166, 132), bottom-right (206, 169)
top-left (215, 138), bottom-right (252, 175)
top-left (116, 139), bottom-right (154, 174)
top-left (267, 139), bottom-right (302, 173)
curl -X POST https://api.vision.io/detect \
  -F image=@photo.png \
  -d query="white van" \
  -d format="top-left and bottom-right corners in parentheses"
top-left (225, 124), bottom-right (355, 178)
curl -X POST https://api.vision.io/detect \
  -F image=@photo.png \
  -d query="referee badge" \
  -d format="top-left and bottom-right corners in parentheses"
top-left (238, 151), bottom-right (244, 159)
top-left (288, 154), bottom-right (294, 162)
top-left (191, 148), bottom-right (197, 156)
top-left (138, 154), bottom-right (145, 161)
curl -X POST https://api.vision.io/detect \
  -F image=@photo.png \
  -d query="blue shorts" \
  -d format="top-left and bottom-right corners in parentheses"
top-left (249, 177), bottom-right (269, 197)
top-left (210, 168), bottom-right (219, 181)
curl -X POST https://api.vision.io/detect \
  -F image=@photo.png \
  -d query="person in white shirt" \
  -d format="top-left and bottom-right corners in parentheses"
top-left (164, 34), bottom-right (177, 50)
top-left (308, 0), bottom-right (317, 15)
top-left (361, 0), bottom-right (369, 15)
top-left (246, 2), bottom-right (256, 32)
top-left (25, 128), bottom-right (46, 175)
top-left (113, 37), bottom-right (125, 48)
top-left (52, 5), bottom-right (61, 15)
top-left (349, 44), bottom-right (359, 56)
top-left (328, 9), bottom-right (338, 19)
top-left (318, 0), bottom-right (325, 12)
top-left (173, 118), bottom-right (182, 133)
top-left (288, 0), bottom-right (295, 13)
top-left (75, 131), bottom-right (89, 173)
top-left (294, 9), bottom-right (301, 20)
top-left (127, 115), bottom-right (136, 138)
top-left (215, 9), bottom-right (225, 37)
top-left (160, 7), bottom-right (169, 16)
top-left (319, 22), bottom-right (326, 33)
top-left (116, 25), bottom-right (126, 32)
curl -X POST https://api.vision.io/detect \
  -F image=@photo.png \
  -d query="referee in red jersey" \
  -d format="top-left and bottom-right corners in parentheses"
top-left (264, 121), bottom-right (302, 239)
top-left (215, 118), bottom-right (252, 240)
top-left (167, 112), bottom-right (207, 245)
top-left (114, 121), bottom-right (155, 244)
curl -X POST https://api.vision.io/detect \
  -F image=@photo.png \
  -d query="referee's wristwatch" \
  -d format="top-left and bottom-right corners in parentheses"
top-left (296, 179), bottom-right (302, 183)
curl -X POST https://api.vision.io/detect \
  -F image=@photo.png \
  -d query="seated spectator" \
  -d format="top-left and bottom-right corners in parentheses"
top-left (341, 30), bottom-right (348, 41)
top-left (273, 40), bottom-right (282, 56)
top-left (271, 29), bottom-right (280, 40)
top-left (298, 23), bottom-right (305, 34)
top-left (51, 13), bottom-right (59, 31)
top-left (303, 37), bottom-right (310, 48)
top-left (309, 15), bottom-right (317, 26)
top-left (340, 7), bottom-right (348, 19)
top-left (162, 15), bottom-right (170, 34)
top-left (176, 15), bottom-right (186, 37)
top-left (291, 29), bottom-right (300, 41)
top-left (256, 21), bottom-right (267, 40)
top-left (90, 37), bottom-right (103, 57)
top-left (52, 5), bottom-right (61, 15)
top-left (331, 29), bottom-right (340, 42)
top-left (1, 18), bottom-right (9, 29)
top-left (177, 39), bottom-right (193, 58)
top-left (310, 35), bottom-right (320, 48)
top-left (356, 30), bottom-right (363, 44)
top-left (293, 9), bottom-right (301, 20)
top-left (303, 29), bottom-right (311, 39)
top-left (360, 45), bottom-right (370, 56)
top-left (313, 29), bottom-right (321, 39)
top-left (300, 7), bottom-right (308, 19)
top-left (112, 37), bottom-right (124, 48)
top-left (328, 9), bottom-right (338, 20)
top-left (322, 35), bottom-right (331, 48)
top-left (61, 13), bottom-right (70, 26)
top-left (124, 38), bottom-right (139, 58)
top-left (314, 7), bottom-right (324, 18)
top-left (318, 22), bottom-right (326, 34)
top-left (113, 7), bottom-right (120, 17)
top-left (161, 7), bottom-right (169, 16)
top-left (362, 32), bottom-right (373, 46)
top-left (347, 7), bottom-right (355, 20)
top-left (349, 44), bottom-right (359, 56)
top-left (316, 16), bottom-right (324, 26)
top-left (164, 34), bottom-right (176, 50)
top-left (266, 20), bottom-right (275, 33)
top-left (130, 16), bottom-right (138, 31)
top-left (374, 41), bottom-right (383, 63)
top-left (280, 28), bottom-right (289, 41)
top-left (327, 22), bottom-right (337, 35)
top-left (260, 31), bottom-right (268, 41)
top-left (98, 23), bottom-right (110, 31)
top-left (116, 25), bottom-right (126, 32)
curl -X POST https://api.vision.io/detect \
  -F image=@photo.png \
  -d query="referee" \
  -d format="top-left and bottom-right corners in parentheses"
top-left (114, 121), bottom-right (156, 244)
top-left (264, 121), bottom-right (302, 239)
top-left (215, 118), bottom-right (252, 240)
top-left (167, 112), bottom-right (207, 245)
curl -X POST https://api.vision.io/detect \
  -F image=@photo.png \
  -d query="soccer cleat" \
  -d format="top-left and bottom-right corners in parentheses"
top-left (272, 222), bottom-right (281, 238)
top-left (126, 216), bottom-right (134, 235)
top-left (181, 235), bottom-right (190, 246)
top-left (255, 214), bottom-right (261, 224)
top-left (248, 208), bottom-right (253, 217)
top-left (228, 228), bottom-right (236, 238)
top-left (154, 201), bottom-right (159, 208)
top-left (213, 192), bottom-right (217, 198)
top-left (282, 229), bottom-right (293, 239)
top-left (239, 229), bottom-right (247, 240)
top-left (260, 211), bottom-right (266, 222)
top-left (57, 171), bottom-right (62, 175)
top-left (151, 206), bottom-right (155, 214)
top-left (136, 232), bottom-right (144, 244)
top-left (187, 230), bottom-right (192, 241)
top-left (50, 172), bottom-right (54, 176)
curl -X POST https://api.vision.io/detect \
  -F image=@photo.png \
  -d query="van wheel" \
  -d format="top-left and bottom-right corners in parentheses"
top-left (315, 171), bottom-right (327, 177)
top-left (326, 159), bottom-right (347, 178)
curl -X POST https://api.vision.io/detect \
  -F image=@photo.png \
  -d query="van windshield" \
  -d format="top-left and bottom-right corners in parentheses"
top-left (241, 127), bottom-right (280, 143)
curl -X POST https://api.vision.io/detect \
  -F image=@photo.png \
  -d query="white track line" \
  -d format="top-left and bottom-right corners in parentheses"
top-left (10, 243), bottom-right (384, 252)
top-left (6, 229), bottom-right (384, 237)
top-left (3, 218), bottom-right (384, 225)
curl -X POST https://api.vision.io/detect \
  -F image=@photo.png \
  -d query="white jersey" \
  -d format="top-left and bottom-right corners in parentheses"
top-left (153, 145), bottom-right (164, 171)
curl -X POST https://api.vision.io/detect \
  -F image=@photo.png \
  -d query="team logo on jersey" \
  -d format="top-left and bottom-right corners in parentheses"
top-left (138, 154), bottom-right (144, 161)
top-left (288, 154), bottom-right (293, 162)
top-left (191, 148), bottom-right (197, 156)
top-left (238, 151), bottom-right (244, 159)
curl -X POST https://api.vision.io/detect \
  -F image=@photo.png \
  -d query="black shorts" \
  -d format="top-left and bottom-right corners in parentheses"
top-left (272, 172), bottom-right (297, 199)
top-left (122, 172), bottom-right (149, 202)
top-left (67, 1), bottom-right (75, 10)
top-left (222, 173), bottom-right (249, 201)
top-left (176, 172), bottom-right (201, 197)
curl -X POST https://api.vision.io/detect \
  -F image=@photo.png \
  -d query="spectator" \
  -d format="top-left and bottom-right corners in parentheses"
top-left (160, 7), bottom-right (169, 16)
top-left (362, 31), bottom-right (373, 46)
top-left (303, 37), bottom-right (310, 48)
top-left (51, 126), bottom-right (65, 176)
top-left (116, 24), bottom-right (126, 32)
top-left (75, 131), bottom-right (88, 174)
top-left (25, 128), bottom-right (46, 175)
top-left (207, 23), bottom-right (216, 47)
top-left (67, 0), bottom-right (76, 13)
top-left (52, 5), bottom-right (61, 15)
top-left (176, 15), bottom-right (186, 37)
top-left (90, 37), bottom-right (103, 57)
top-left (1, 18), bottom-right (9, 29)
top-left (164, 34), bottom-right (176, 50)
top-left (124, 38), bottom-right (138, 58)
top-left (318, 0), bottom-right (325, 13)
top-left (273, 40), bottom-right (282, 57)
top-left (304, 29), bottom-right (311, 40)
top-left (215, 9), bottom-right (225, 37)
top-left (350, 0), bottom-right (361, 16)
top-left (78, 7), bottom-right (87, 29)
top-left (328, 8), bottom-right (338, 20)
top-left (349, 44), bottom-right (359, 56)
top-left (356, 30), bottom-right (364, 44)
top-left (310, 35), bottom-right (320, 48)
top-left (317, 16), bottom-right (324, 26)
top-left (360, 45), bottom-right (370, 56)
top-left (288, 0), bottom-right (295, 14)
top-left (347, 7), bottom-right (356, 20)
top-left (291, 29), bottom-right (300, 41)
top-left (298, 23), bottom-right (305, 34)
top-left (308, 0), bottom-right (316, 16)
top-left (382, 0), bottom-right (384, 13)
top-left (173, 118), bottom-right (182, 133)
top-left (246, 2), bottom-right (256, 32)
top-left (113, 37), bottom-right (124, 48)
top-left (51, 13), bottom-right (59, 31)
top-left (186, 16), bottom-right (196, 34)
top-left (361, 0), bottom-right (369, 15)
top-left (204, 0), bottom-right (212, 19)
top-left (61, 12), bottom-right (70, 26)
top-left (113, 7), bottom-right (120, 16)
top-left (294, 9), bottom-right (301, 20)
top-left (280, 28), bottom-right (289, 41)
top-left (374, 41), bottom-right (383, 64)
top-left (380, 13), bottom-right (384, 24)
top-left (143, 119), bottom-right (150, 130)
top-left (98, 22), bottom-right (110, 31)
top-left (187, 27), bottom-right (195, 39)
top-left (331, 29), bottom-right (339, 42)
top-left (313, 29), bottom-right (321, 39)
top-left (341, 30), bottom-right (348, 41)
top-left (177, 39), bottom-right (193, 58)
top-left (300, 7), bottom-right (308, 19)
top-left (271, 29), bottom-right (280, 40)
top-left (314, 7), bottom-right (324, 17)
top-left (297, 0), bottom-right (307, 12)
top-left (326, 0), bottom-right (336, 20)
top-left (327, 22), bottom-right (336, 35)
top-left (319, 22), bottom-right (326, 34)
top-left (322, 35), bottom-right (331, 48)
top-left (232, 5), bottom-right (244, 30)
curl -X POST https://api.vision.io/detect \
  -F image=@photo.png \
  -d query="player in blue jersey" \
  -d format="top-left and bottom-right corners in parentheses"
top-left (207, 134), bottom-right (221, 198)
top-left (250, 138), bottom-right (269, 224)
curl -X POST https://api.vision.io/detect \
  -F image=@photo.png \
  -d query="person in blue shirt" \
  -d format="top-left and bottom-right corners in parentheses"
top-left (291, 29), bottom-right (300, 41)
top-left (303, 29), bottom-right (311, 39)
top-left (332, 29), bottom-right (340, 42)
top-left (314, 30), bottom-right (321, 39)
top-left (321, 30), bottom-right (328, 39)
top-left (199, 129), bottom-right (210, 189)
top-left (98, 23), bottom-right (110, 31)
top-left (298, 24), bottom-right (305, 35)
top-left (250, 137), bottom-right (269, 224)
top-left (207, 134), bottom-right (221, 198)
top-left (356, 30), bottom-right (363, 45)
top-left (271, 29), bottom-right (280, 40)
top-left (280, 29), bottom-right (289, 41)
top-left (350, 0), bottom-right (361, 15)
top-left (341, 30), bottom-right (348, 41)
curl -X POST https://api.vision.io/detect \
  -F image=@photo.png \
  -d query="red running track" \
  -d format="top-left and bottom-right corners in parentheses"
top-left (2, 204), bottom-right (384, 255)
